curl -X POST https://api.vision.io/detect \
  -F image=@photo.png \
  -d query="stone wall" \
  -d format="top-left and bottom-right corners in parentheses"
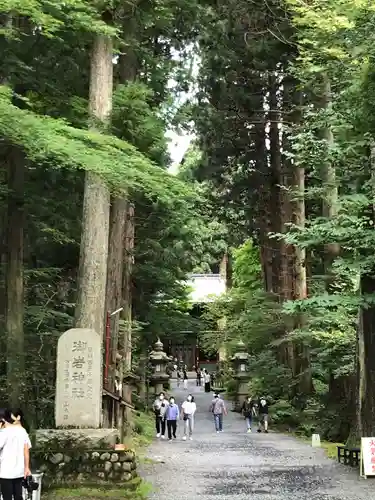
top-left (33, 449), bottom-right (137, 487)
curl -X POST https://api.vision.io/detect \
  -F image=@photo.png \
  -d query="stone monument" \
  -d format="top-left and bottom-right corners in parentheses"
top-left (55, 328), bottom-right (101, 428)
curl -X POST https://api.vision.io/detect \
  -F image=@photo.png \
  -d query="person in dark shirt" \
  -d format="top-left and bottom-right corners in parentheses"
top-left (257, 396), bottom-right (269, 433)
top-left (242, 396), bottom-right (256, 433)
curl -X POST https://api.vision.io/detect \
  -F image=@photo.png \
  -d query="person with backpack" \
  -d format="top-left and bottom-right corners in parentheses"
top-left (0, 408), bottom-right (31, 500)
top-left (209, 393), bottom-right (227, 433)
top-left (242, 396), bottom-right (256, 433)
top-left (257, 396), bottom-right (269, 433)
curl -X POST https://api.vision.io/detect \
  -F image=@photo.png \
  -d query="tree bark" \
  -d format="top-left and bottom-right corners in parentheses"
top-left (358, 273), bottom-right (375, 436)
top-left (120, 202), bottom-right (134, 437)
top-left (75, 33), bottom-right (113, 336)
top-left (123, 202), bottom-right (134, 371)
top-left (292, 162), bottom-right (313, 396)
top-left (5, 147), bottom-right (25, 407)
top-left (358, 141), bottom-right (375, 437)
top-left (268, 75), bottom-right (283, 297)
top-left (321, 74), bottom-right (340, 285)
top-left (105, 198), bottom-right (127, 370)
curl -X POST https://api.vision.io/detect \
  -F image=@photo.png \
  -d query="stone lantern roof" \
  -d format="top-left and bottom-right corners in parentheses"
top-left (232, 340), bottom-right (249, 362)
top-left (149, 338), bottom-right (169, 363)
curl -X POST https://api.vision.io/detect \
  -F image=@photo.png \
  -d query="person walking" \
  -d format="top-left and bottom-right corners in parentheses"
top-left (257, 396), bottom-right (269, 433)
top-left (166, 397), bottom-right (179, 441)
top-left (209, 393), bottom-right (227, 433)
top-left (242, 396), bottom-right (256, 433)
top-left (196, 367), bottom-right (202, 387)
top-left (203, 369), bottom-right (211, 392)
top-left (183, 369), bottom-right (188, 390)
top-left (0, 408), bottom-right (31, 500)
top-left (181, 394), bottom-right (196, 441)
top-left (153, 392), bottom-right (169, 439)
top-left (177, 369), bottom-right (182, 388)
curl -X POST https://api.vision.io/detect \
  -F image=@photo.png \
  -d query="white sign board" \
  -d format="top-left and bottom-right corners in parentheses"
top-left (360, 437), bottom-right (375, 477)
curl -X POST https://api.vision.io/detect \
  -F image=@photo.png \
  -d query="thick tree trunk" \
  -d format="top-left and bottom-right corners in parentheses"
top-left (75, 33), bottom-right (113, 336)
top-left (283, 81), bottom-right (312, 397)
top-left (358, 141), bottom-right (375, 437)
top-left (5, 148), bottom-right (25, 407)
top-left (358, 273), bottom-right (375, 436)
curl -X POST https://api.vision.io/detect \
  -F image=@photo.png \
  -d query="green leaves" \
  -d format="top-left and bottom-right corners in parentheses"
top-left (0, 0), bottom-right (117, 37)
top-left (0, 86), bottom-right (195, 203)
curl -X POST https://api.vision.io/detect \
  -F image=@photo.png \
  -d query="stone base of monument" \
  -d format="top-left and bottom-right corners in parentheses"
top-left (33, 429), bottom-right (137, 488)
top-left (36, 428), bottom-right (119, 449)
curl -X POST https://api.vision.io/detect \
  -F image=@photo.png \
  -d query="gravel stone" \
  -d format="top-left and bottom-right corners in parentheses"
top-left (141, 381), bottom-right (374, 499)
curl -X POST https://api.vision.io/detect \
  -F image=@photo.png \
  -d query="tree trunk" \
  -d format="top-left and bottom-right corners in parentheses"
top-left (121, 202), bottom-right (134, 437)
top-left (321, 74), bottom-right (339, 285)
top-left (358, 273), bottom-right (375, 436)
top-left (282, 81), bottom-right (312, 398)
top-left (292, 162), bottom-right (313, 396)
top-left (105, 198), bottom-right (127, 369)
top-left (254, 114), bottom-right (273, 293)
top-left (75, 33), bottom-right (113, 336)
top-left (123, 202), bottom-right (134, 371)
top-left (5, 147), bottom-right (25, 407)
top-left (358, 141), bottom-right (375, 437)
top-left (268, 75), bottom-right (283, 297)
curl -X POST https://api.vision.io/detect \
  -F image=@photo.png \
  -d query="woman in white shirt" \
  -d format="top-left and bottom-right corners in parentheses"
top-left (0, 408), bottom-right (31, 500)
top-left (181, 394), bottom-right (196, 441)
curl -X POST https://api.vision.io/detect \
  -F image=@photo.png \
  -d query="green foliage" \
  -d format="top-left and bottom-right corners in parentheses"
top-left (112, 83), bottom-right (169, 166)
top-left (0, 86), bottom-right (192, 203)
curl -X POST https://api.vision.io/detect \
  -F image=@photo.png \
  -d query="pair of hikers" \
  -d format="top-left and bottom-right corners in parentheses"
top-left (153, 392), bottom-right (197, 441)
top-left (242, 396), bottom-right (269, 433)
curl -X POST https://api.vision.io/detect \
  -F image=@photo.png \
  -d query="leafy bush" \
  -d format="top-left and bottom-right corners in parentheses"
top-left (270, 400), bottom-right (300, 428)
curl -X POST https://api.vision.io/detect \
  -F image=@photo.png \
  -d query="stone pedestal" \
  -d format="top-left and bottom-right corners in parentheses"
top-left (36, 428), bottom-right (120, 450)
top-left (231, 340), bottom-right (250, 412)
top-left (235, 376), bottom-right (251, 410)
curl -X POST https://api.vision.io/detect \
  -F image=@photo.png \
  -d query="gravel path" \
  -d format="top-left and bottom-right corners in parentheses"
top-left (141, 381), bottom-right (374, 499)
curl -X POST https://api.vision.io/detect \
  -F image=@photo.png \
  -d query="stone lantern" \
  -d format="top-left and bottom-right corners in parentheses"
top-left (149, 338), bottom-right (170, 395)
top-left (231, 340), bottom-right (250, 411)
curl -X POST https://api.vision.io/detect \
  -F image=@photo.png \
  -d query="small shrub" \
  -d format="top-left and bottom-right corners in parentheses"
top-left (270, 399), bottom-right (300, 427)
